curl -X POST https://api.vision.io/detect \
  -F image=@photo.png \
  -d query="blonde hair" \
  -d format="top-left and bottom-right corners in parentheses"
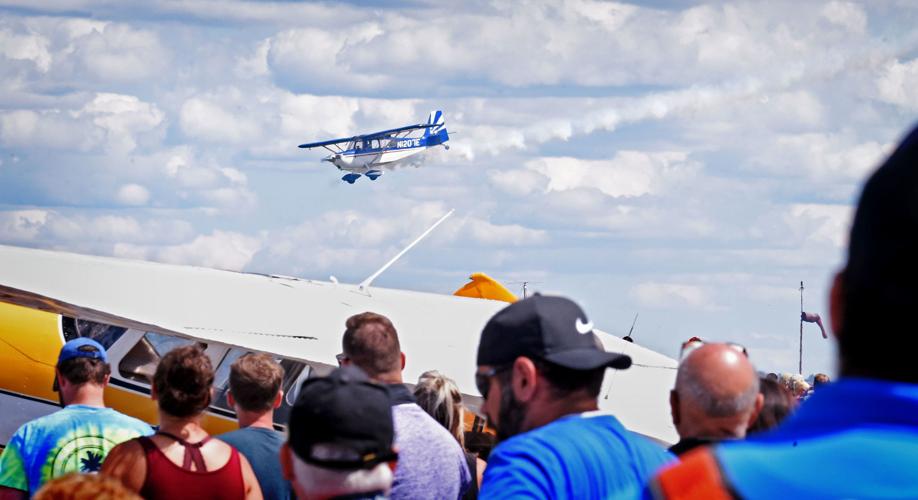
top-left (413, 370), bottom-right (464, 447)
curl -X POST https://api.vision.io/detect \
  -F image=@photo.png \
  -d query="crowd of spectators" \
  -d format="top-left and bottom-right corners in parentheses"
top-left (0, 123), bottom-right (917, 499)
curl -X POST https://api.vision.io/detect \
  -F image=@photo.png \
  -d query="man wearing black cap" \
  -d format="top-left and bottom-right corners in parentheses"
top-left (648, 126), bottom-right (918, 499)
top-left (280, 366), bottom-right (398, 500)
top-left (475, 294), bottom-right (673, 499)
top-left (0, 338), bottom-right (153, 498)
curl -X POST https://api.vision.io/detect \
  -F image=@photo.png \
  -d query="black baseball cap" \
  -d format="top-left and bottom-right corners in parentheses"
top-left (477, 294), bottom-right (632, 370)
top-left (288, 366), bottom-right (397, 470)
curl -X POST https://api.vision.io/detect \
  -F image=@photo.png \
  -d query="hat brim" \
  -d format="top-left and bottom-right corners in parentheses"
top-left (544, 349), bottom-right (632, 370)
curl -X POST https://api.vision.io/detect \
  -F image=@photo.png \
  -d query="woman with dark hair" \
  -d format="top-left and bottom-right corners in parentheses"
top-left (414, 370), bottom-right (486, 500)
top-left (102, 345), bottom-right (262, 499)
top-left (748, 377), bottom-right (797, 434)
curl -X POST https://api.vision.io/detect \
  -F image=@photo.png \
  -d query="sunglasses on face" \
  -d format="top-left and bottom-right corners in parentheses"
top-left (680, 340), bottom-right (748, 360)
top-left (475, 365), bottom-right (511, 398)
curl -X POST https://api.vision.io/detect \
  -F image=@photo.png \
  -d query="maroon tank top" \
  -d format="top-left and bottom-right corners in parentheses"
top-left (138, 434), bottom-right (245, 500)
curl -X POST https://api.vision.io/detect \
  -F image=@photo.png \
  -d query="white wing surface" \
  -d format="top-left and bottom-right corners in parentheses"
top-left (0, 244), bottom-right (677, 444)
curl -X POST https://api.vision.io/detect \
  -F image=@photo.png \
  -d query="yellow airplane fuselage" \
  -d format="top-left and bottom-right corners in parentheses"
top-left (0, 302), bottom-right (237, 448)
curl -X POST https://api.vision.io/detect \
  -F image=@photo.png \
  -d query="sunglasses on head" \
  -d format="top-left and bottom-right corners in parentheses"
top-left (679, 339), bottom-right (748, 360)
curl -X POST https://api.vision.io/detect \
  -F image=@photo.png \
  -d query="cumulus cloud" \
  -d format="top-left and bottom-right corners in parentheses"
top-left (490, 151), bottom-right (699, 198)
top-left (751, 132), bottom-right (892, 181)
top-left (115, 183), bottom-right (150, 206)
top-left (0, 92), bottom-right (164, 153)
top-left (0, 210), bottom-right (194, 248)
top-left (876, 58), bottom-right (918, 111)
top-left (64, 22), bottom-right (169, 82)
top-left (132, 230), bottom-right (263, 271)
top-left (0, 28), bottom-right (52, 72)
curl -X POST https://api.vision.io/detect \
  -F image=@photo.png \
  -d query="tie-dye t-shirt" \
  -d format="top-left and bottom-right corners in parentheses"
top-left (0, 404), bottom-right (153, 494)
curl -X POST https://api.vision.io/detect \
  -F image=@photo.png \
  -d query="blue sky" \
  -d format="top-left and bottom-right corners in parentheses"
top-left (1, 0), bottom-right (917, 375)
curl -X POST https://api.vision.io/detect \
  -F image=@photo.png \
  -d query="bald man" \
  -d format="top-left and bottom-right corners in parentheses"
top-left (668, 343), bottom-right (764, 456)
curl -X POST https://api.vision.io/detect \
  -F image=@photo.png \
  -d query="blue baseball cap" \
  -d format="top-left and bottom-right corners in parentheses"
top-left (57, 338), bottom-right (108, 365)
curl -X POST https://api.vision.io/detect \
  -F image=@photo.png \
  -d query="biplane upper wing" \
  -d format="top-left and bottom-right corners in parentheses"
top-left (297, 136), bottom-right (358, 149)
top-left (0, 244), bottom-right (678, 444)
top-left (298, 123), bottom-right (438, 149)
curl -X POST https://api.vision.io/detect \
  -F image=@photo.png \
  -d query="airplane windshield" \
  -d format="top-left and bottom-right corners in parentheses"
top-left (118, 332), bottom-right (203, 384)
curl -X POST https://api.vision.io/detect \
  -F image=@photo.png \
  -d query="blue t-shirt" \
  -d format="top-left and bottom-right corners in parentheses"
top-left (713, 378), bottom-right (918, 499)
top-left (219, 426), bottom-right (292, 500)
top-left (480, 412), bottom-right (674, 500)
top-left (0, 404), bottom-right (153, 494)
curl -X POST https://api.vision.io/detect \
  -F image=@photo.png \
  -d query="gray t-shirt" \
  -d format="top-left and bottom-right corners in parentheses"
top-left (388, 385), bottom-right (471, 500)
top-left (219, 426), bottom-right (292, 500)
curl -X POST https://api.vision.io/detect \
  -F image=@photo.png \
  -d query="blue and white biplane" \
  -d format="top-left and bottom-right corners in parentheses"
top-left (298, 110), bottom-right (450, 184)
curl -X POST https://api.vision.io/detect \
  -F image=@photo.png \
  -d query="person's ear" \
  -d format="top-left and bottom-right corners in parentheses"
top-left (669, 389), bottom-right (680, 426)
top-left (829, 270), bottom-right (844, 340)
top-left (279, 443), bottom-right (294, 481)
top-left (400, 352), bottom-right (406, 370)
top-left (387, 445), bottom-right (399, 472)
top-left (150, 384), bottom-right (158, 402)
top-left (274, 390), bottom-right (284, 409)
top-left (101, 373), bottom-right (111, 387)
top-left (227, 391), bottom-right (236, 409)
top-left (511, 357), bottom-right (538, 403)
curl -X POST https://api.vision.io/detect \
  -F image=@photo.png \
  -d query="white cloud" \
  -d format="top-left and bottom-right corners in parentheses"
top-left (752, 133), bottom-right (892, 181)
top-left (149, 230), bottom-right (263, 271)
top-left (631, 282), bottom-right (717, 310)
top-left (115, 183), bottom-right (150, 206)
top-left (67, 22), bottom-right (168, 81)
top-left (180, 95), bottom-right (260, 144)
top-left (876, 58), bottom-right (918, 111)
top-left (492, 152), bottom-right (699, 198)
top-left (821, 1), bottom-right (868, 34)
top-left (786, 203), bottom-right (853, 249)
top-left (0, 28), bottom-right (52, 72)
top-left (0, 210), bottom-right (50, 242)
top-left (0, 93), bottom-right (164, 153)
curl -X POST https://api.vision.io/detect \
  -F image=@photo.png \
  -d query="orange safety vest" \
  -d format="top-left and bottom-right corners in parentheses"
top-left (648, 448), bottom-right (737, 500)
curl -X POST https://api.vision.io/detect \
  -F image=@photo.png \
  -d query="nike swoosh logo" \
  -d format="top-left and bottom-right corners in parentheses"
top-left (575, 318), bottom-right (593, 334)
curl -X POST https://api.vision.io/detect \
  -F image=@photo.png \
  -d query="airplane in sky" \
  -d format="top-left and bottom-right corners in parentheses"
top-left (0, 212), bottom-right (679, 453)
top-left (298, 110), bottom-right (450, 184)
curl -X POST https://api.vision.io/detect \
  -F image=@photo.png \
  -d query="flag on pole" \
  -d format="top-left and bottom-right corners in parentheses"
top-left (801, 312), bottom-right (828, 339)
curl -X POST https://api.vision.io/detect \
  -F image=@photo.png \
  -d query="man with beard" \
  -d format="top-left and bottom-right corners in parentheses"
top-left (475, 294), bottom-right (673, 499)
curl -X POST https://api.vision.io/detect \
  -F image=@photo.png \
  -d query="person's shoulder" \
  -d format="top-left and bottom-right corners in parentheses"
top-left (219, 427), bottom-right (283, 446)
top-left (7, 408), bottom-right (74, 441)
top-left (100, 409), bottom-right (155, 435)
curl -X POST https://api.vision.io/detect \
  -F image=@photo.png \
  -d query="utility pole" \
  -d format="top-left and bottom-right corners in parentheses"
top-left (799, 281), bottom-right (804, 375)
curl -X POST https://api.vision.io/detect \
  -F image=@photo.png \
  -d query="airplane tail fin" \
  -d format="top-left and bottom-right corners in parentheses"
top-left (423, 110), bottom-right (449, 145)
top-left (453, 273), bottom-right (517, 303)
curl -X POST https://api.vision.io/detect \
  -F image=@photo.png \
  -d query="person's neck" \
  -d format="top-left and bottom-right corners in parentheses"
top-left (63, 384), bottom-right (106, 408)
top-left (524, 396), bottom-right (598, 433)
top-left (157, 412), bottom-right (207, 439)
top-left (372, 371), bottom-right (403, 385)
top-left (235, 409), bottom-right (275, 430)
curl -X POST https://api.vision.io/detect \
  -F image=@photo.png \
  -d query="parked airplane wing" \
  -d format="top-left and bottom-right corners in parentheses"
top-left (0, 244), bottom-right (678, 444)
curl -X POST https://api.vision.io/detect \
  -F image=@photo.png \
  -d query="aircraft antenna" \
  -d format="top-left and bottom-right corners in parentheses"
top-left (508, 280), bottom-right (543, 299)
top-left (358, 209), bottom-right (455, 293)
top-left (623, 313), bottom-right (638, 343)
